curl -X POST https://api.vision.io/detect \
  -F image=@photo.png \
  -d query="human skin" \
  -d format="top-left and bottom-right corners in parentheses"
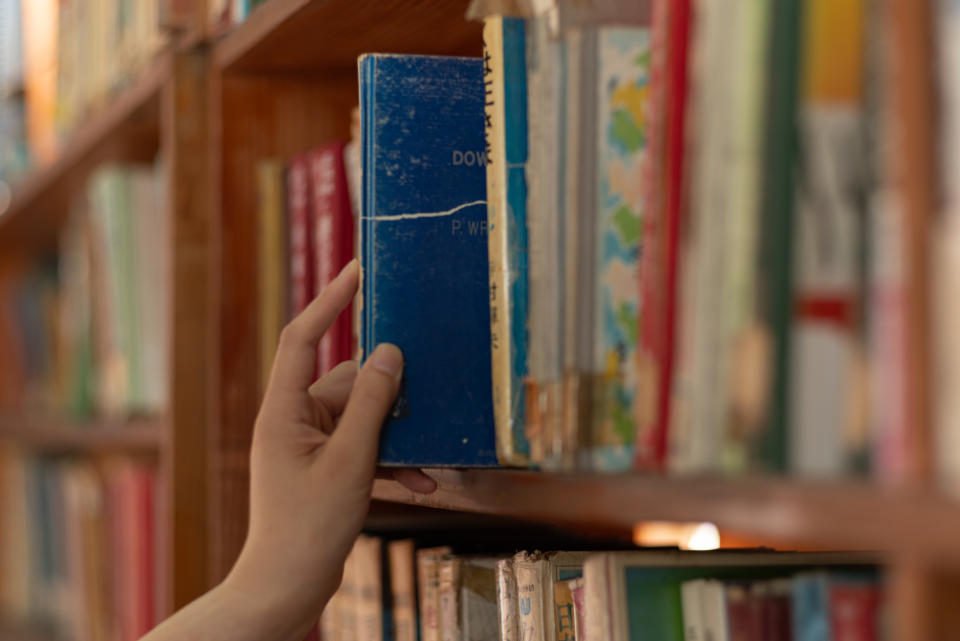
top-left (140, 259), bottom-right (435, 641)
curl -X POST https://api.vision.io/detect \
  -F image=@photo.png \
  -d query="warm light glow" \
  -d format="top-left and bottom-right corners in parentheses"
top-left (632, 521), bottom-right (722, 551)
top-left (685, 522), bottom-right (721, 551)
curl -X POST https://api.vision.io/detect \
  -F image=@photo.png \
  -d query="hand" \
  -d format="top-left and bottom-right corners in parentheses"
top-left (222, 259), bottom-right (436, 640)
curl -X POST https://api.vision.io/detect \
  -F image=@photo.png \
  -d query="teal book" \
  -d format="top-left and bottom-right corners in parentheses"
top-left (483, 16), bottom-right (531, 466)
top-left (360, 54), bottom-right (498, 466)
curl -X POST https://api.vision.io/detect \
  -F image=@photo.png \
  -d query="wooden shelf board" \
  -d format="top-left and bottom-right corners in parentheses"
top-left (0, 51), bottom-right (172, 255)
top-left (214, 0), bottom-right (481, 72)
top-left (0, 414), bottom-right (167, 453)
top-left (373, 470), bottom-right (960, 565)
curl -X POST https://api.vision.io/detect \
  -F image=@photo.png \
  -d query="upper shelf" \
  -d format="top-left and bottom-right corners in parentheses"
top-left (214, 0), bottom-right (482, 73)
top-left (0, 414), bottom-right (166, 453)
top-left (0, 51), bottom-right (171, 256)
top-left (373, 469), bottom-right (960, 566)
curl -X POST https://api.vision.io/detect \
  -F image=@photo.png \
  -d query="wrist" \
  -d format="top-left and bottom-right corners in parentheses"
top-left (218, 565), bottom-right (323, 641)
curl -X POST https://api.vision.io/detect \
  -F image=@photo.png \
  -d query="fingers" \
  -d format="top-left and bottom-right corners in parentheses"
top-left (324, 344), bottom-right (404, 480)
top-left (267, 260), bottom-right (359, 395)
top-left (308, 361), bottom-right (359, 419)
top-left (391, 469), bottom-right (438, 494)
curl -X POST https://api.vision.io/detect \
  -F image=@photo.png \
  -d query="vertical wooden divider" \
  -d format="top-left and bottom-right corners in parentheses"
top-left (210, 68), bottom-right (358, 583)
top-left (163, 47), bottom-right (213, 611)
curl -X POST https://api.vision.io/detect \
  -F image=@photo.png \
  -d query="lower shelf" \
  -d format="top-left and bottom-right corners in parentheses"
top-left (373, 469), bottom-right (960, 564)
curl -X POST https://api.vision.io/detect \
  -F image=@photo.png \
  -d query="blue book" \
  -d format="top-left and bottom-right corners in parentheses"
top-left (360, 53), bottom-right (499, 466)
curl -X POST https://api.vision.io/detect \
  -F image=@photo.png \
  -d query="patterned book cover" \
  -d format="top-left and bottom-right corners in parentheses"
top-left (360, 54), bottom-right (499, 466)
top-left (587, 28), bottom-right (649, 470)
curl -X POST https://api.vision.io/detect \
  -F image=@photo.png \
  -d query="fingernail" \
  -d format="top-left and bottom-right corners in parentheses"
top-left (370, 343), bottom-right (403, 378)
top-left (337, 258), bottom-right (359, 280)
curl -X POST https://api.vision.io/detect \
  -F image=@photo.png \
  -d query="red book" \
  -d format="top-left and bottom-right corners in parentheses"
top-left (289, 154), bottom-right (316, 318)
top-left (309, 141), bottom-right (355, 374)
top-left (636, 0), bottom-right (691, 469)
top-left (829, 581), bottom-right (881, 641)
top-left (725, 585), bottom-right (763, 641)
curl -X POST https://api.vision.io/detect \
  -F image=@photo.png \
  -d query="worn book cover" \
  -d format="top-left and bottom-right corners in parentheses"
top-left (360, 53), bottom-right (498, 466)
top-left (483, 16), bottom-right (532, 466)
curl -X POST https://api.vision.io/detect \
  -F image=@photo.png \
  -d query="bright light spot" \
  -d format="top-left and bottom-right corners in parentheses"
top-left (685, 522), bottom-right (721, 551)
top-left (633, 521), bottom-right (721, 550)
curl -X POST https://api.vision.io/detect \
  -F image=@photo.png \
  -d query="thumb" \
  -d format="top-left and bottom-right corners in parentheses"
top-left (324, 343), bottom-right (404, 479)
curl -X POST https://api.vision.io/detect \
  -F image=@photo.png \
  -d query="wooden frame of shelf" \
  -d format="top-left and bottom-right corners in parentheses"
top-left (0, 50), bottom-right (173, 255)
top-left (0, 415), bottom-right (165, 453)
top-left (374, 472), bottom-right (960, 566)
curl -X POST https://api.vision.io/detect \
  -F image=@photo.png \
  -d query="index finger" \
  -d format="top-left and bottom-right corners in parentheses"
top-left (267, 259), bottom-right (360, 394)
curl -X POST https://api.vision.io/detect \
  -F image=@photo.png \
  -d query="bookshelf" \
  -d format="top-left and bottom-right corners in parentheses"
top-left (0, 0), bottom-right (956, 638)
top-left (0, 28), bottom-right (213, 627)
top-left (0, 49), bottom-right (171, 255)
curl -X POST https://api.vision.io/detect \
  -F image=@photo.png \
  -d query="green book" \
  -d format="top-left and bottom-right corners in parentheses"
top-left (754, 0), bottom-right (806, 472)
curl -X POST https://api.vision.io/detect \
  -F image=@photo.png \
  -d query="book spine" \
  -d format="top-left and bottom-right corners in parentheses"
top-left (389, 540), bottom-right (418, 641)
top-left (515, 554), bottom-right (546, 641)
top-left (655, 0), bottom-right (692, 471)
top-left (582, 556), bottom-right (610, 641)
top-left (256, 160), bottom-right (286, 395)
top-left (754, 0), bottom-right (805, 473)
top-left (496, 558), bottom-right (520, 641)
top-left (699, 580), bottom-right (730, 641)
top-left (635, 0), bottom-right (669, 470)
top-left (828, 581), bottom-right (879, 640)
top-left (288, 155), bottom-right (315, 318)
top-left (310, 143), bottom-right (353, 374)
top-left (680, 580), bottom-right (705, 641)
top-left (418, 548), bottom-right (452, 641)
top-left (554, 580), bottom-right (576, 641)
top-left (356, 536), bottom-right (384, 641)
top-left (567, 579), bottom-right (586, 641)
top-left (588, 28), bottom-right (648, 471)
top-left (439, 557), bottom-right (463, 641)
top-left (484, 15), bottom-right (531, 466)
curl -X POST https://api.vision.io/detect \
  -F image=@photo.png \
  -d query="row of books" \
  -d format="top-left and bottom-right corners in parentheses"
top-left (0, 0), bottom-right (167, 182)
top-left (0, 161), bottom-right (170, 418)
top-left (0, 447), bottom-right (163, 641)
top-left (254, 110), bottom-right (360, 393)
top-left (350, 0), bottom-right (946, 482)
top-left (319, 538), bottom-right (884, 641)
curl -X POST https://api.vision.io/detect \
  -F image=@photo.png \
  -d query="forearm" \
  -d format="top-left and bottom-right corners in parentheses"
top-left (140, 581), bottom-right (316, 641)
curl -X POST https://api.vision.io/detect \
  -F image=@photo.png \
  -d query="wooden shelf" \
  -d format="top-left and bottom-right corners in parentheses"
top-left (0, 414), bottom-right (166, 453)
top-left (0, 50), bottom-right (172, 255)
top-left (214, 0), bottom-right (481, 72)
top-left (373, 470), bottom-right (960, 566)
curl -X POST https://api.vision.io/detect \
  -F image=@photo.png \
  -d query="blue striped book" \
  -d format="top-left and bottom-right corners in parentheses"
top-left (360, 54), bottom-right (499, 466)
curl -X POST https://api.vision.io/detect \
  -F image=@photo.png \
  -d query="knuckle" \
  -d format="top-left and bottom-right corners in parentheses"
top-left (278, 322), bottom-right (301, 347)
